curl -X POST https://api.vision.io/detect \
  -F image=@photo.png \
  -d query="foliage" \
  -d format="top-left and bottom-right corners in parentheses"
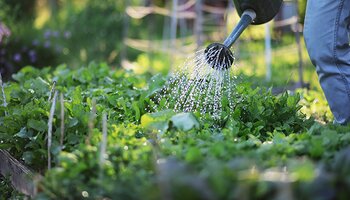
top-left (1, 0), bottom-right (133, 79)
top-left (1, 63), bottom-right (349, 199)
top-left (36, 120), bottom-right (350, 199)
top-left (0, 0), bottom-right (61, 81)
top-left (0, 175), bottom-right (25, 199)
top-left (0, 3), bottom-right (72, 81)
top-left (132, 53), bottom-right (174, 75)
top-left (298, 88), bottom-right (333, 123)
top-left (43, 0), bottom-right (127, 66)
top-left (40, 0), bottom-right (171, 66)
top-left (298, 0), bottom-right (307, 24)
top-left (0, 0), bottom-right (36, 23)
top-left (0, 63), bottom-right (152, 170)
top-left (0, 33), bottom-right (61, 81)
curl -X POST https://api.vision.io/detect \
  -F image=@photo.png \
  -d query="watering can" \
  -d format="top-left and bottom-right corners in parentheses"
top-left (204, 0), bottom-right (283, 70)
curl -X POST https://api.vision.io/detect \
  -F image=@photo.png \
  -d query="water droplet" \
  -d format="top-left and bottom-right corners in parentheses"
top-left (151, 48), bottom-right (237, 124)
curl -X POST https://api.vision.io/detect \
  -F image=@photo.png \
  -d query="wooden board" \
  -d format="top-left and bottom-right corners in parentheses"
top-left (0, 149), bottom-right (40, 197)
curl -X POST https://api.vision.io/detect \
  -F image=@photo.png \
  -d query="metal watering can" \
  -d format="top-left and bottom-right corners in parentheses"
top-left (204, 0), bottom-right (283, 70)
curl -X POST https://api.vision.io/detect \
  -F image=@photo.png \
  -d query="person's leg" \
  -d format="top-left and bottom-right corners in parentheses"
top-left (304, 0), bottom-right (350, 124)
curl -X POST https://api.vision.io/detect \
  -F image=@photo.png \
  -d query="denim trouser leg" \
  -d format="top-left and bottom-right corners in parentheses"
top-left (304, 0), bottom-right (350, 124)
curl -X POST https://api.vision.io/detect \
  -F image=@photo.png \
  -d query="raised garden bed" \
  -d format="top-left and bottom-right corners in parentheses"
top-left (1, 63), bottom-right (350, 199)
top-left (0, 149), bottom-right (39, 197)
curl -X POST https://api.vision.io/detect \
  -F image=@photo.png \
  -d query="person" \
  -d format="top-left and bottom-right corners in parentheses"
top-left (304, 0), bottom-right (350, 125)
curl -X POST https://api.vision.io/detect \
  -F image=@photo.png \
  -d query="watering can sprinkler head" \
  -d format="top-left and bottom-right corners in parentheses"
top-left (204, 9), bottom-right (256, 70)
top-left (204, 0), bottom-right (283, 70)
top-left (204, 43), bottom-right (235, 71)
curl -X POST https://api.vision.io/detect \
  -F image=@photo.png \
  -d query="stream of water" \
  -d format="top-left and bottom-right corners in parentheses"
top-left (152, 48), bottom-right (237, 121)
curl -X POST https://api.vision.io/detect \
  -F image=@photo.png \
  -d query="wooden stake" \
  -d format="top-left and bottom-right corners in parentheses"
top-left (48, 91), bottom-right (58, 170)
top-left (0, 72), bottom-right (8, 116)
top-left (60, 93), bottom-right (65, 148)
top-left (169, 0), bottom-right (178, 69)
top-left (99, 112), bottom-right (108, 166)
top-left (48, 81), bottom-right (56, 102)
top-left (86, 98), bottom-right (97, 145)
top-left (120, 0), bottom-right (130, 64)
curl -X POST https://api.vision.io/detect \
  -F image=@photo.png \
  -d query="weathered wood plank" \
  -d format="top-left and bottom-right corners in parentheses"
top-left (0, 149), bottom-right (40, 197)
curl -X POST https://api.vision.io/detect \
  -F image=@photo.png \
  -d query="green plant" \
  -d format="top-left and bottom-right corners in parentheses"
top-left (42, 0), bottom-right (127, 66)
top-left (0, 0), bottom-right (36, 23)
top-left (1, 63), bottom-right (348, 199)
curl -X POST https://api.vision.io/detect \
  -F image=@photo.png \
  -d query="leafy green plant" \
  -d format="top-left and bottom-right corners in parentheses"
top-left (1, 63), bottom-right (349, 199)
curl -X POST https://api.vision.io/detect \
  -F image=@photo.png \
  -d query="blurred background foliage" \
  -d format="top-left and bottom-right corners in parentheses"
top-left (0, 0), bottom-right (172, 76)
top-left (0, 0), bottom-right (309, 76)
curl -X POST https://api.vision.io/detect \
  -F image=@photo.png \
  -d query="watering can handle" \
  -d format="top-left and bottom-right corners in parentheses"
top-left (233, 0), bottom-right (283, 25)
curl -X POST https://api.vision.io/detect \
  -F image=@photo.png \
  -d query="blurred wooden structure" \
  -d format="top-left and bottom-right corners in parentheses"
top-left (0, 150), bottom-right (40, 197)
top-left (123, 0), bottom-right (229, 54)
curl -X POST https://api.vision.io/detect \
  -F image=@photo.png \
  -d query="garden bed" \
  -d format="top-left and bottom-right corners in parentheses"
top-left (1, 63), bottom-right (350, 199)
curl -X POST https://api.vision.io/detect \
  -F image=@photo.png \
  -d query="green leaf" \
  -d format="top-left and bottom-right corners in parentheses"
top-left (23, 151), bottom-right (34, 164)
top-left (0, 143), bottom-right (12, 149)
top-left (24, 77), bottom-right (50, 96)
top-left (171, 113), bottom-right (199, 131)
top-left (132, 101), bottom-right (141, 121)
top-left (141, 110), bottom-right (175, 126)
top-left (147, 74), bottom-right (166, 97)
top-left (185, 147), bottom-right (202, 163)
top-left (15, 127), bottom-right (33, 139)
top-left (321, 129), bottom-right (338, 148)
top-left (309, 136), bottom-right (324, 158)
top-left (27, 119), bottom-right (47, 132)
top-left (141, 110), bottom-right (175, 133)
top-left (68, 118), bottom-right (79, 128)
top-left (72, 86), bottom-right (83, 104)
top-left (340, 133), bottom-right (350, 143)
top-left (59, 152), bottom-right (79, 167)
top-left (73, 67), bottom-right (93, 83)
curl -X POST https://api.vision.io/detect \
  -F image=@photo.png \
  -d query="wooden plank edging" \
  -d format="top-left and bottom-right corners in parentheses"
top-left (0, 149), bottom-right (40, 197)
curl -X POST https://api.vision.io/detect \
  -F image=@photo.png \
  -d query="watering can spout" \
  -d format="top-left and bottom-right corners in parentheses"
top-left (204, 0), bottom-right (283, 70)
top-left (223, 9), bottom-right (256, 48)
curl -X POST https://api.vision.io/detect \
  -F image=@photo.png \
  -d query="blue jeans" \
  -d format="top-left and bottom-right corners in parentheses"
top-left (304, 0), bottom-right (350, 125)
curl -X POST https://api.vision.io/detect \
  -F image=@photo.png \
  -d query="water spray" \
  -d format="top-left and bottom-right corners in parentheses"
top-left (156, 1), bottom-right (283, 119)
top-left (204, 0), bottom-right (283, 70)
